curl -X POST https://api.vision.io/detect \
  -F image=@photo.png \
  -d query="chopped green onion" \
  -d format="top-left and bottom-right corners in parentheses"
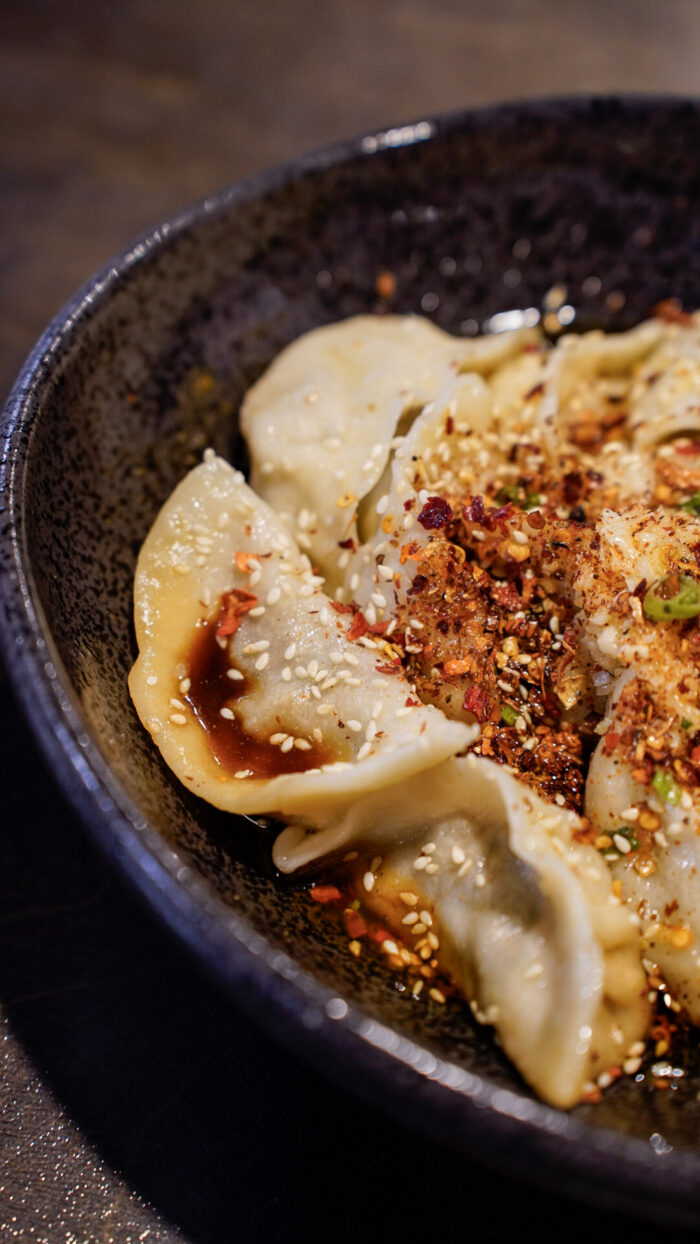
top-left (617, 825), bottom-right (640, 851)
top-left (524, 492), bottom-right (542, 510)
top-left (681, 492), bottom-right (700, 515)
top-left (643, 573), bottom-right (700, 621)
top-left (500, 703), bottom-right (518, 726)
top-left (600, 825), bottom-right (640, 855)
top-left (652, 768), bottom-right (681, 806)
top-left (496, 484), bottom-right (521, 504)
top-left (682, 718), bottom-right (693, 730)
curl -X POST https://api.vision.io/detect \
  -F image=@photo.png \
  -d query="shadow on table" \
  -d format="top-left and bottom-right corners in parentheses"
top-left (0, 682), bottom-right (691, 1244)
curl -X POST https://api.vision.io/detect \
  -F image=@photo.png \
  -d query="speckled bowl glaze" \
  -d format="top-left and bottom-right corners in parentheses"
top-left (5, 95), bottom-right (700, 1224)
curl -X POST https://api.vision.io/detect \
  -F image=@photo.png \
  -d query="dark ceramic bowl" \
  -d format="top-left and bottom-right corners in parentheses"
top-left (4, 95), bottom-right (700, 1225)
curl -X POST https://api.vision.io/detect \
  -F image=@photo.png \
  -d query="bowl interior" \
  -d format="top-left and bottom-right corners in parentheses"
top-left (11, 96), bottom-right (700, 1170)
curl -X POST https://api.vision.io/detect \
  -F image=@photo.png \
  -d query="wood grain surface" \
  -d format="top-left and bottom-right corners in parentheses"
top-left (3, 3), bottom-right (700, 1240)
top-left (3, 0), bottom-right (700, 403)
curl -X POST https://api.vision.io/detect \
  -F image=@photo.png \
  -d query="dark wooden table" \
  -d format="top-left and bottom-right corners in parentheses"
top-left (3, 3), bottom-right (700, 1238)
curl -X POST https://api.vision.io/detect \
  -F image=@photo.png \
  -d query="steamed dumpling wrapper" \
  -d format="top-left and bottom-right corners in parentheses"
top-left (129, 454), bottom-right (474, 818)
top-left (240, 316), bottom-right (537, 586)
top-left (275, 755), bottom-right (649, 1109)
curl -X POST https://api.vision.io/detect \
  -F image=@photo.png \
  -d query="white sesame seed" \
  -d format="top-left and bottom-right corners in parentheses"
top-left (343, 653), bottom-right (360, 666)
top-left (451, 845), bottom-right (465, 865)
top-left (255, 652), bottom-right (270, 671)
top-left (280, 737), bottom-right (294, 753)
top-left (281, 667), bottom-right (292, 682)
top-left (317, 704), bottom-right (334, 716)
top-left (295, 666), bottom-right (308, 678)
top-left (378, 564), bottom-right (394, 581)
top-left (169, 697), bottom-right (185, 711)
top-left (412, 923), bottom-right (427, 936)
top-left (294, 738), bottom-right (312, 750)
top-left (179, 678), bottom-right (191, 694)
top-left (512, 530), bottom-right (528, 545)
top-left (424, 862), bottom-right (439, 875)
top-left (313, 728), bottom-right (323, 743)
top-left (363, 871), bottom-right (375, 892)
top-left (357, 742), bottom-right (372, 760)
top-left (413, 856), bottom-right (428, 871)
top-left (621, 807), bottom-right (639, 821)
top-left (365, 721), bottom-right (378, 742)
top-left (402, 912), bottom-right (419, 925)
top-left (243, 640), bottom-right (270, 654)
top-left (285, 643), bottom-right (297, 660)
top-left (422, 842), bottom-right (436, 855)
top-left (371, 592), bottom-right (387, 609)
top-left (524, 962), bottom-right (544, 980)
top-left (347, 720), bottom-right (362, 733)
top-left (249, 570), bottom-right (262, 586)
top-left (549, 615), bottom-right (560, 635)
top-left (419, 911), bottom-right (432, 927)
top-left (395, 706), bottom-right (414, 717)
top-left (376, 494), bottom-right (389, 515)
top-left (613, 833), bottom-right (632, 854)
top-left (234, 769), bottom-right (253, 779)
top-left (169, 713), bottom-right (187, 726)
top-left (146, 675), bottom-right (158, 686)
top-left (350, 573), bottom-right (360, 591)
top-left (270, 733), bottom-right (288, 745)
top-left (475, 873), bottom-right (486, 888)
top-left (310, 685), bottom-right (321, 699)
top-left (249, 606), bottom-right (266, 617)
top-left (623, 1057), bottom-right (642, 1075)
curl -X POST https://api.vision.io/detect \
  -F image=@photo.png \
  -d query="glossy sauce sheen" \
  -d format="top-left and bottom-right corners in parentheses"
top-left (185, 619), bottom-right (332, 777)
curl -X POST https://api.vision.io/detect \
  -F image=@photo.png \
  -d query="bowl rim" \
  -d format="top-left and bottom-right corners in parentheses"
top-left (3, 92), bottom-right (700, 1224)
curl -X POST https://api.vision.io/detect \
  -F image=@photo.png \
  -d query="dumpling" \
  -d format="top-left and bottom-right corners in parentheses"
top-left (275, 754), bottom-right (649, 1109)
top-left (575, 504), bottom-right (700, 723)
top-left (630, 313), bottom-right (700, 450)
top-left (240, 315), bottom-right (537, 585)
top-left (129, 453), bottom-right (474, 819)
top-left (586, 671), bottom-right (700, 1021)
top-left (536, 319), bottom-right (663, 452)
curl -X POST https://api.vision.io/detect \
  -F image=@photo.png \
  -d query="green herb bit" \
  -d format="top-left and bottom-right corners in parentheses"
top-left (496, 484), bottom-right (521, 505)
top-left (617, 825), bottom-right (640, 851)
top-left (652, 768), bottom-right (682, 806)
top-left (500, 703), bottom-right (518, 726)
top-left (680, 492), bottom-right (700, 515)
top-left (524, 492), bottom-right (542, 510)
top-left (643, 573), bottom-right (700, 621)
top-left (682, 719), bottom-right (693, 730)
